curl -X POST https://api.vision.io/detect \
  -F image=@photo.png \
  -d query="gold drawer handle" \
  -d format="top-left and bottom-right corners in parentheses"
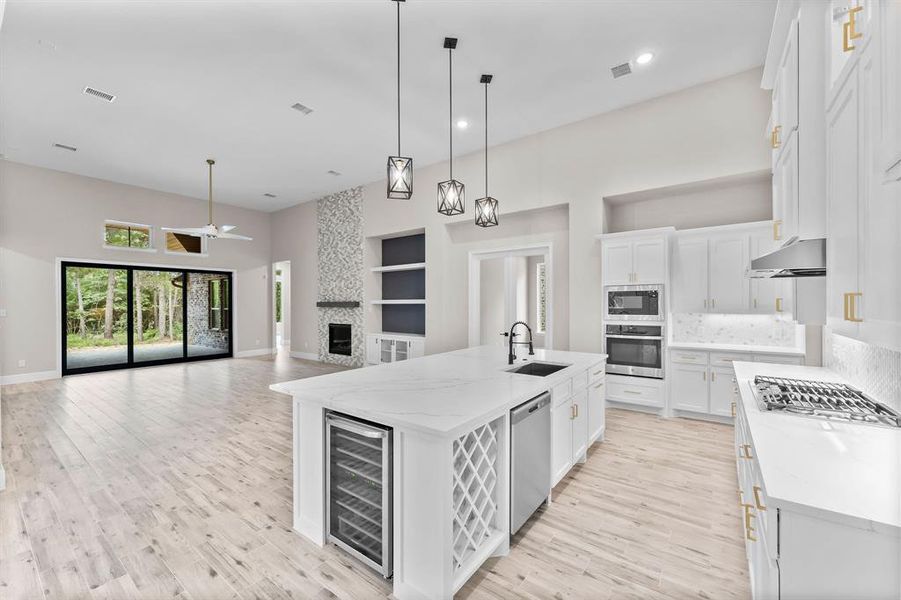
top-left (574, 403), bottom-right (579, 418)
top-left (731, 402), bottom-right (736, 418)
top-left (843, 6), bottom-right (864, 53)
top-left (753, 485), bottom-right (767, 511)
top-left (743, 504), bottom-right (758, 541)
top-left (844, 292), bottom-right (863, 322)
top-left (773, 220), bottom-right (782, 241)
top-left (776, 297), bottom-right (783, 313)
top-left (770, 125), bottom-right (781, 149)
top-left (739, 444), bottom-right (753, 459)
top-left (593, 369), bottom-right (604, 376)
top-left (594, 382), bottom-right (604, 389)
top-left (623, 390), bottom-right (641, 395)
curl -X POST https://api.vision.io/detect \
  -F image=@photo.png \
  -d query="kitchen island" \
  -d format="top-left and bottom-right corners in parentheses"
top-left (270, 345), bottom-right (606, 600)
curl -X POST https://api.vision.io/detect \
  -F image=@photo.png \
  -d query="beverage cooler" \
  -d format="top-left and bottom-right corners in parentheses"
top-left (325, 412), bottom-right (393, 578)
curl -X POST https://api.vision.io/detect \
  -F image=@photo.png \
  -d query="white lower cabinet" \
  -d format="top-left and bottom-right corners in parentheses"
top-left (670, 363), bottom-right (708, 413)
top-left (605, 374), bottom-right (665, 408)
top-left (551, 362), bottom-right (605, 487)
top-left (365, 333), bottom-right (424, 365)
top-left (709, 366), bottom-right (737, 417)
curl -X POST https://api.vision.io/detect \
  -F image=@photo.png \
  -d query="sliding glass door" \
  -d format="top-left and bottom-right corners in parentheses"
top-left (62, 262), bottom-right (232, 375)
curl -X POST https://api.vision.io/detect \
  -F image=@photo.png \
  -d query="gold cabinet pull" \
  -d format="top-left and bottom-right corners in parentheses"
top-left (574, 403), bottom-right (579, 418)
top-left (771, 125), bottom-right (782, 149)
top-left (776, 297), bottom-right (783, 312)
top-left (571, 404), bottom-right (575, 420)
top-left (711, 371), bottom-right (716, 382)
top-left (843, 6), bottom-right (864, 52)
top-left (731, 402), bottom-right (736, 417)
top-left (702, 371), bottom-right (706, 381)
top-left (594, 382), bottom-right (604, 389)
top-left (752, 485), bottom-right (767, 511)
top-left (773, 220), bottom-right (783, 241)
top-left (743, 504), bottom-right (758, 541)
top-left (711, 298), bottom-right (716, 309)
top-left (623, 390), bottom-right (641, 395)
top-left (740, 444), bottom-right (753, 459)
top-left (849, 292), bottom-right (863, 322)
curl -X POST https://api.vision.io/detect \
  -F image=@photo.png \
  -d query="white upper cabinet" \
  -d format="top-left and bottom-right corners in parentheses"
top-left (880, 0), bottom-right (901, 179)
top-left (829, 0), bottom-right (876, 91)
top-left (671, 237), bottom-right (708, 313)
top-left (776, 19), bottom-right (800, 144)
top-left (826, 57), bottom-right (862, 338)
top-left (773, 131), bottom-right (800, 243)
top-left (750, 228), bottom-right (781, 314)
top-left (600, 231), bottom-right (669, 286)
top-left (708, 235), bottom-right (750, 313)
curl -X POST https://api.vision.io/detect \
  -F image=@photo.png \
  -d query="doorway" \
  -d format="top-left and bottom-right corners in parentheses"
top-left (468, 244), bottom-right (553, 349)
top-left (61, 261), bottom-right (232, 375)
top-left (273, 260), bottom-right (291, 352)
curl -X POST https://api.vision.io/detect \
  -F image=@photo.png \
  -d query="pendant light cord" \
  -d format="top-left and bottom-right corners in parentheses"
top-left (208, 160), bottom-right (213, 225)
top-left (396, 0), bottom-right (401, 157)
top-left (484, 81), bottom-right (488, 197)
top-left (449, 46), bottom-right (453, 179)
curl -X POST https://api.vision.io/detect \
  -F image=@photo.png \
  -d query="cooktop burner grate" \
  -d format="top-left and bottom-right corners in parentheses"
top-left (752, 375), bottom-right (901, 428)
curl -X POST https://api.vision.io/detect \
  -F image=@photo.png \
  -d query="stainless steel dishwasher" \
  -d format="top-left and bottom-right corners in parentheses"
top-left (510, 392), bottom-right (551, 535)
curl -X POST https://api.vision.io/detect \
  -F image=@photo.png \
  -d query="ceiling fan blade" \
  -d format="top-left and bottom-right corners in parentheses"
top-left (161, 226), bottom-right (208, 236)
top-left (216, 232), bottom-right (253, 241)
top-left (220, 224), bottom-right (237, 232)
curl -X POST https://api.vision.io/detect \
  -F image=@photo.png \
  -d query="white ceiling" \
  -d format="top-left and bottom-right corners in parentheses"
top-left (0, 0), bottom-right (776, 212)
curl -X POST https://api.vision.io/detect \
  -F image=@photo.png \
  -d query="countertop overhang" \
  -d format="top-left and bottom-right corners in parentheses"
top-left (733, 361), bottom-right (901, 530)
top-left (271, 346), bottom-right (607, 439)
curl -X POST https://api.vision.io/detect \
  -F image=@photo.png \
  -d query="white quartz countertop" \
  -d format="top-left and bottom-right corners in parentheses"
top-left (733, 361), bottom-right (901, 530)
top-left (669, 341), bottom-right (805, 356)
top-left (271, 346), bottom-right (606, 439)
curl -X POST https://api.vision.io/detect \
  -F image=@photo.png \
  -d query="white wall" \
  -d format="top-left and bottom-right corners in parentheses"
top-left (0, 160), bottom-right (274, 379)
top-left (479, 257), bottom-right (506, 346)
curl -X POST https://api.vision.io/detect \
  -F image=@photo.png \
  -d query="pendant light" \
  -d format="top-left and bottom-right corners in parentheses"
top-left (474, 74), bottom-right (498, 227)
top-left (437, 37), bottom-right (464, 216)
top-left (387, 0), bottom-right (413, 199)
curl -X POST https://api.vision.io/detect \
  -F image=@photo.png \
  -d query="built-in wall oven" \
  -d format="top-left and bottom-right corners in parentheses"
top-left (604, 324), bottom-right (664, 379)
top-left (605, 285), bottom-right (664, 321)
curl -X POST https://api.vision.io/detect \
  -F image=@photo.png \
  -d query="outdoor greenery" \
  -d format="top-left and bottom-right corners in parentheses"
top-left (104, 223), bottom-right (151, 249)
top-left (65, 267), bottom-right (183, 350)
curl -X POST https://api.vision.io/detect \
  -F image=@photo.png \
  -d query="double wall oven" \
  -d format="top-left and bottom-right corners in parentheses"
top-left (604, 323), bottom-right (664, 379)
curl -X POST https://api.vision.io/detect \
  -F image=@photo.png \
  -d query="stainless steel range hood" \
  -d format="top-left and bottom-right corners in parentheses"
top-left (747, 237), bottom-right (826, 278)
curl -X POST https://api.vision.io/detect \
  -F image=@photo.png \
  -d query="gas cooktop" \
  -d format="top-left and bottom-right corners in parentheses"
top-left (753, 375), bottom-right (901, 428)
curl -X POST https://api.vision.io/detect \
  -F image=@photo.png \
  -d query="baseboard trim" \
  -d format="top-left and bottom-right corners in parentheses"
top-left (235, 348), bottom-right (275, 358)
top-left (1, 370), bottom-right (59, 386)
top-left (290, 351), bottom-right (320, 361)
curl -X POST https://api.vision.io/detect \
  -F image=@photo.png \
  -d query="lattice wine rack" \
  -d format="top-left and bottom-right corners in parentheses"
top-left (451, 417), bottom-right (500, 572)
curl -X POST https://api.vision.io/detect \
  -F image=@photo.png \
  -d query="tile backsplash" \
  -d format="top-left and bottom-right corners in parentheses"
top-left (824, 329), bottom-right (901, 413)
top-left (671, 313), bottom-right (799, 347)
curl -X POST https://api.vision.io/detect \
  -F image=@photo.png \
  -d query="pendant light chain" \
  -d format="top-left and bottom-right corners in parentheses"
top-left (396, 0), bottom-right (401, 157)
top-left (449, 46), bottom-right (453, 179)
top-left (208, 159), bottom-right (214, 225)
top-left (484, 80), bottom-right (488, 197)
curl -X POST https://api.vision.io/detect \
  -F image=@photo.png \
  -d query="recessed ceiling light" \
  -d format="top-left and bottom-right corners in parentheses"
top-left (291, 102), bottom-right (314, 115)
top-left (636, 52), bottom-right (654, 65)
top-left (263, 193), bottom-right (277, 198)
top-left (456, 119), bottom-right (468, 129)
top-left (53, 143), bottom-right (77, 152)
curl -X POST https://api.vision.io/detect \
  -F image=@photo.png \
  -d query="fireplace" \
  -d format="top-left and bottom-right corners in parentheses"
top-left (328, 323), bottom-right (352, 356)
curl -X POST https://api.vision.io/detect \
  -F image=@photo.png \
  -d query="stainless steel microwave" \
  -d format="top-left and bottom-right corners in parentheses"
top-left (605, 285), bottom-right (664, 321)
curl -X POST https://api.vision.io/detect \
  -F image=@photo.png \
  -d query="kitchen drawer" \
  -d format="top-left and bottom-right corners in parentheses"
top-left (571, 369), bottom-right (589, 392)
top-left (552, 380), bottom-right (572, 404)
top-left (588, 362), bottom-right (606, 384)
top-left (709, 351), bottom-right (753, 367)
top-left (753, 353), bottom-right (803, 365)
top-left (670, 349), bottom-right (708, 365)
top-left (606, 375), bottom-right (664, 407)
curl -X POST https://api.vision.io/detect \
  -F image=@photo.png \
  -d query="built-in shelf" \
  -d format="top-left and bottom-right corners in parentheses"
top-left (370, 299), bottom-right (426, 305)
top-left (370, 262), bottom-right (425, 273)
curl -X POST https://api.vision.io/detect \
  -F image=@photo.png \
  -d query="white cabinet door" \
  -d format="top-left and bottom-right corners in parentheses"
top-left (883, 0), bottom-right (901, 180)
top-left (408, 338), bottom-right (424, 359)
top-left (826, 66), bottom-right (862, 337)
top-left (750, 229), bottom-right (781, 314)
top-left (709, 367), bottom-right (737, 418)
top-left (672, 238), bottom-right (708, 313)
top-left (670, 363), bottom-right (709, 413)
top-left (571, 389), bottom-right (588, 460)
top-left (366, 335), bottom-right (381, 365)
top-left (774, 131), bottom-right (800, 243)
top-left (632, 238), bottom-right (666, 284)
top-left (602, 240), bottom-right (633, 285)
top-left (777, 18), bottom-right (799, 138)
top-left (588, 379), bottom-right (605, 443)
top-left (828, 0), bottom-right (875, 91)
top-left (551, 400), bottom-right (573, 485)
top-left (394, 339), bottom-right (409, 362)
top-left (709, 235), bottom-right (749, 313)
top-left (380, 338), bottom-right (394, 364)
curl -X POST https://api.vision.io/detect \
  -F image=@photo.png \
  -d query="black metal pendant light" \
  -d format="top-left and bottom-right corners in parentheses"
top-left (387, 0), bottom-right (413, 199)
top-left (437, 37), bottom-right (464, 216)
top-left (474, 74), bottom-right (498, 227)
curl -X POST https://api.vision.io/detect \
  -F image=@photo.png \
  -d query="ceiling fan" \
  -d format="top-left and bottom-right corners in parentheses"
top-left (162, 159), bottom-right (253, 241)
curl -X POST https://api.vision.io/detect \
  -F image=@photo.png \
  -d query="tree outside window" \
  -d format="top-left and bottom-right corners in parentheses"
top-left (209, 278), bottom-right (229, 331)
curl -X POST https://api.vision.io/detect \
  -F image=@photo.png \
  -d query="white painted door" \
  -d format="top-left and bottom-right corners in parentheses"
top-left (670, 363), bottom-right (709, 413)
top-left (408, 338), bottom-right (424, 359)
top-left (632, 237), bottom-right (666, 284)
top-left (571, 389), bottom-right (588, 460)
top-left (587, 379), bottom-right (605, 443)
top-left (750, 228), bottom-right (780, 314)
top-left (672, 238), bottom-right (708, 313)
top-left (709, 235), bottom-right (749, 313)
top-left (366, 335), bottom-right (381, 365)
top-left (774, 131), bottom-right (800, 243)
top-left (551, 400), bottom-right (573, 485)
top-left (602, 240), bottom-right (633, 285)
top-left (827, 65), bottom-right (861, 337)
top-left (380, 338), bottom-right (394, 364)
top-left (709, 367), bottom-right (737, 418)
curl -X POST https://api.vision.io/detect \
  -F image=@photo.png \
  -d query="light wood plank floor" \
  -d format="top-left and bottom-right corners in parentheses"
top-left (1, 354), bottom-right (749, 599)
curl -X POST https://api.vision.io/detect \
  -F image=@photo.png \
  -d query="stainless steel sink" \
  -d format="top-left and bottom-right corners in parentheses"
top-left (507, 362), bottom-right (570, 377)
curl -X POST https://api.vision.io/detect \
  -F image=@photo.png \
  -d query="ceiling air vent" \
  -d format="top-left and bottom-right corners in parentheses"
top-left (83, 86), bottom-right (116, 102)
top-left (263, 193), bottom-right (277, 198)
top-left (291, 102), bottom-right (314, 115)
top-left (611, 62), bottom-right (632, 79)
top-left (327, 170), bottom-right (341, 176)
top-left (53, 143), bottom-right (77, 152)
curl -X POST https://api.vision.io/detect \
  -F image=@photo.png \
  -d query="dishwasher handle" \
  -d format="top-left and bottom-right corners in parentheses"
top-left (511, 392), bottom-right (551, 425)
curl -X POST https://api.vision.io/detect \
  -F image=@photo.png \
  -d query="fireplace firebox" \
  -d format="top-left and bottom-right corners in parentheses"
top-left (328, 323), bottom-right (352, 356)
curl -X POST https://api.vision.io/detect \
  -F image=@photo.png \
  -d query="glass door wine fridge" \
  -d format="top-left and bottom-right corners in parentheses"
top-left (325, 412), bottom-right (393, 578)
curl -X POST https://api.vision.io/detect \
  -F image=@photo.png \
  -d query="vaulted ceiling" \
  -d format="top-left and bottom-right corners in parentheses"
top-left (0, 0), bottom-right (776, 211)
